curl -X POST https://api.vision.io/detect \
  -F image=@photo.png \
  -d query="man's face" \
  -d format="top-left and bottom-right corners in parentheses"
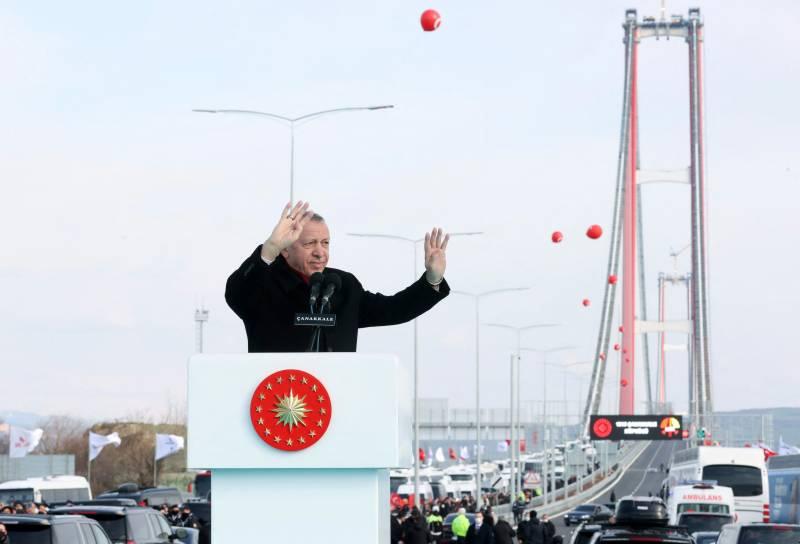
top-left (282, 220), bottom-right (330, 276)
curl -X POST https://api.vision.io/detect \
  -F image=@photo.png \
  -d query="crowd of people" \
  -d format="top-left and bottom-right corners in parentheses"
top-left (391, 495), bottom-right (562, 544)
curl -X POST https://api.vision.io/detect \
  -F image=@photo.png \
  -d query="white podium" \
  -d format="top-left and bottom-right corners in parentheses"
top-left (187, 353), bottom-right (411, 542)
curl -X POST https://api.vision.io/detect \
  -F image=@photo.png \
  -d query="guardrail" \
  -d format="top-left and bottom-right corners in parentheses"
top-left (491, 441), bottom-right (649, 520)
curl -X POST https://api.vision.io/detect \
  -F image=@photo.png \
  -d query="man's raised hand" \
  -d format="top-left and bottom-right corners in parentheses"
top-left (424, 227), bottom-right (450, 285)
top-left (261, 201), bottom-right (314, 261)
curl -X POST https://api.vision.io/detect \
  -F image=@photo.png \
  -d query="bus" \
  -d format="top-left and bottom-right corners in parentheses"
top-left (669, 446), bottom-right (769, 523)
top-left (767, 453), bottom-right (800, 524)
top-left (0, 475), bottom-right (91, 505)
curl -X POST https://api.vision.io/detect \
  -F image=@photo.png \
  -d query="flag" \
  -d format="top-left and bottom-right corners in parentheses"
top-left (418, 448), bottom-right (426, 462)
top-left (519, 439), bottom-right (526, 453)
top-left (757, 442), bottom-right (777, 461)
top-left (428, 448), bottom-right (434, 463)
top-left (779, 436), bottom-right (800, 456)
top-left (449, 447), bottom-right (457, 460)
top-left (155, 433), bottom-right (185, 461)
top-left (497, 441), bottom-right (509, 453)
top-left (10, 426), bottom-right (43, 458)
top-left (435, 447), bottom-right (445, 463)
top-left (460, 446), bottom-right (470, 460)
top-left (89, 432), bottom-right (122, 461)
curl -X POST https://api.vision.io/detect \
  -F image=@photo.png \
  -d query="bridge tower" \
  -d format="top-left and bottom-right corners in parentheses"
top-left (582, 8), bottom-right (713, 434)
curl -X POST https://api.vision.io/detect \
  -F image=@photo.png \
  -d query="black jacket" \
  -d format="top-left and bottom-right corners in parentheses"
top-left (523, 519), bottom-right (546, 544)
top-left (226, 247), bottom-right (450, 352)
top-left (402, 517), bottom-right (431, 544)
top-left (493, 520), bottom-right (515, 544)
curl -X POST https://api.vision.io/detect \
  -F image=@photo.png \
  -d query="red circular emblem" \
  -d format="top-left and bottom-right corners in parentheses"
top-left (249, 369), bottom-right (332, 452)
top-left (593, 418), bottom-right (613, 439)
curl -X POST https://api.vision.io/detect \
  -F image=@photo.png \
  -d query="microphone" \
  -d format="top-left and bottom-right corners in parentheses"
top-left (319, 273), bottom-right (342, 311)
top-left (308, 272), bottom-right (325, 311)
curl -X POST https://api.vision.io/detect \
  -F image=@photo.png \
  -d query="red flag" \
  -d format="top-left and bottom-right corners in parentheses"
top-left (418, 448), bottom-right (426, 462)
top-left (448, 447), bottom-right (457, 460)
top-left (758, 442), bottom-right (777, 461)
top-left (519, 439), bottom-right (526, 452)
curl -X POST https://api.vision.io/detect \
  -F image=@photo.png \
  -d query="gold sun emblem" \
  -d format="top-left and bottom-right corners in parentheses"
top-left (271, 389), bottom-right (311, 430)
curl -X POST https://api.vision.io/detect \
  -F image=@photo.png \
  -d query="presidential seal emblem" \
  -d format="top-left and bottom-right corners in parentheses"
top-left (250, 369), bottom-right (332, 452)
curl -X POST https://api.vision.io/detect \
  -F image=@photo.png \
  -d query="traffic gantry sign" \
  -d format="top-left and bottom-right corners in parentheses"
top-left (589, 415), bottom-right (685, 441)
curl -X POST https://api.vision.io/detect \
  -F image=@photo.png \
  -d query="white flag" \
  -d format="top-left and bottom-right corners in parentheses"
top-left (497, 441), bottom-right (509, 453)
top-left (89, 432), bottom-right (122, 461)
top-left (460, 446), bottom-right (470, 460)
top-left (779, 436), bottom-right (800, 456)
top-left (435, 447), bottom-right (445, 463)
top-left (10, 426), bottom-right (43, 458)
top-left (155, 434), bottom-right (185, 461)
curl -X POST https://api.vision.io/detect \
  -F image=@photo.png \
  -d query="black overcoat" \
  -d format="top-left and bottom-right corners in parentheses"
top-left (225, 246), bottom-right (450, 352)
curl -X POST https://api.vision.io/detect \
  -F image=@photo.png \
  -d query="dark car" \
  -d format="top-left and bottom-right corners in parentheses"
top-left (717, 523), bottom-right (800, 544)
top-left (442, 512), bottom-right (475, 540)
top-left (676, 513), bottom-right (733, 535)
top-left (0, 513), bottom-right (113, 544)
top-left (592, 526), bottom-right (693, 544)
top-left (50, 505), bottom-right (188, 544)
top-left (569, 523), bottom-right (603, 544)
top-left (564, 504), bottom-right (614, 526)
top-left (615, 495), bottom-right (670, 525)
top-left (96, 483), bottom-right (183, 508)
top-left (71, 498), bottom-right (139, 507)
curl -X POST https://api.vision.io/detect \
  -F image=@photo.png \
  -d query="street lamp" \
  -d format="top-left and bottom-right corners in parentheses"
top-left (485, 322), bottom-right (561, 500)
top-left (193, 105), bottom-right (394, 202)
top-left (520, 345), bottom-right (576, 507)
top-left (348, 231), bottom-right (482, 504)
top-left (453, 287), bottom-right (530, 511)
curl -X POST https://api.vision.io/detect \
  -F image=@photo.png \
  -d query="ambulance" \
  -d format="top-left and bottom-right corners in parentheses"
top-left (667, 481), bottom-right (736, 525)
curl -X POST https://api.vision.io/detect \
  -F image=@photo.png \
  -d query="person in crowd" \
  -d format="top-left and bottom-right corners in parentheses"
top-left (0, 523), bottom-right (8, 544)
top-left (24, 504), bottom-right (37, 515)
top-left (465, 510), bottom-right (483, 544)
top-left (390, 507), bottom-right (403, 544)
top-left (494, 515), bottom-right (516, 544)
top-left (522, 510), bottom-right (546, 544)
top-left (12, 504), bottom-right (23, 514)
top-left (476, 512), bottom-right (495, 544)
top-left (512, 493), bottom-right (527, 525)
top-left (225, 201), bottom-right (451, 352)
top-left (452, 507), bottom-right (470, 542)
top-left (0, 506), bottom-right (12, 515)
top-left (36, 504), bottom-right (47, 515)
top-left (401, 507), bottom-right (431, 544)
top-left (159, 504), bottom-right (169, 516)
top-left (542, 513), bottom-right (556, 544)
top-left (167, 505), bottom-right (182, 525)
top-left (176, 505), bottom-right (198, 529)
top-left (427, 504), bottom-right (444, 543)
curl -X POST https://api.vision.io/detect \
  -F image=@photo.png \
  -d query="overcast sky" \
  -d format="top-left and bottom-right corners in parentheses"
top-left (1, 0), bottom-right (798, 422)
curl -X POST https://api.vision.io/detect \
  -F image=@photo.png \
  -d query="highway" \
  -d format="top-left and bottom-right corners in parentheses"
top-left (550, 440), bottom-right (681, 539)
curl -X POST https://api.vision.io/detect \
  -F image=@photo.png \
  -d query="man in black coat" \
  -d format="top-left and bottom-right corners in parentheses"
top-left (493, 515), bottom-right (516, 544)
top-left (226, 201), bottom-right (451, 352)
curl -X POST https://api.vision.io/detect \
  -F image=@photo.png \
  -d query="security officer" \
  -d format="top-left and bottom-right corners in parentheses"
top-left (427, 505), bottom-right (444, 542)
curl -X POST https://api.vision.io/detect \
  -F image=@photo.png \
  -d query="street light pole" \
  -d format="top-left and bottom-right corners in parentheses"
top-left (193, 105), bottom-right (394, 202)
top-left (348, 231), bottom-right (482, 506)
top-left (520, 345), bottom-right (576, 507)
top-left (453, 288), bottom-right (530, 512)
top-left (486, 322), bottom-right (561, 500)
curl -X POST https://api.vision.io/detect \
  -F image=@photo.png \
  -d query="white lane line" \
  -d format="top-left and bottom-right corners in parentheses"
top-left (631, 441), bottom-right (665, 496)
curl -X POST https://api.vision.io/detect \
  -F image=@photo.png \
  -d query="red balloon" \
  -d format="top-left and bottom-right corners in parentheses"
top-left (586, 224), bottom-right (603, 239)
top-left (582, 298), bottom-right (591, 307)
top-left (551, 231), bottom-right (564, 243)
top-left (613, 343), bottom-right (620, 351)
top-left (420, 9), bottom-right (441, 31)
top-left (608, 274), bottom-right (617, 285)
top-left (620, 378), bottom-right (628, 387)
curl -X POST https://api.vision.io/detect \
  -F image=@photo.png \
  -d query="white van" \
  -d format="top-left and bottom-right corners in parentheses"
top-left (0, 475), bottom-right (91, 505)
top-left (667, 482), bottom-right (736, 525)
top-left (396, 482), bottom-right (433, 507)
top-left (669, 447), bottom-right (770, 523)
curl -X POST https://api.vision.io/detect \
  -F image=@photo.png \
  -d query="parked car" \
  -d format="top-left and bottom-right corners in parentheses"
top-left (0, 513), bottom-right (113, 544)
top-left (96, 483), bottom-right (183, 508)
top-left (717, 524), bottom-right (800, 544)
top-left (564, 504), bottom-right (614, 526)
top-left (71, 498), bottom-right (139, 507)
top-left (50, 505), bottom-right (189, 543)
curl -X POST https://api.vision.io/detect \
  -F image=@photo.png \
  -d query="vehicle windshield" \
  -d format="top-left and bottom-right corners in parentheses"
top-left (702, 465), bottom-right (763, 497)
top-left (390, 477), bottom-right (407, 492)
top-left (738, 526), bottom-right (800, 544)
top-left (194, 473), bottom-right (210, 498)
top-left (74, 514), bottom-right (127, 541)
top-left (575, 505), bottom-right (595, 512)
top-left (678, 514), bottom-right (733, 534)
top-left (0, 488), bottom-right (35, 504)
top-left (450, 475), bottom-right (473, 481)
top-left (677, 504), bottom-right (729, 515)
top-left (2, 524), bottom-right (52, 544)
top-left (694, 535), bottom-right (719, 544)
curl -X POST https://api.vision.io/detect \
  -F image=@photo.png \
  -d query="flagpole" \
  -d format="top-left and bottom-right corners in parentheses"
top-left (153, 436), bottom-right (158, 487)
top-left (87, 433), bottom-right (92, 490)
